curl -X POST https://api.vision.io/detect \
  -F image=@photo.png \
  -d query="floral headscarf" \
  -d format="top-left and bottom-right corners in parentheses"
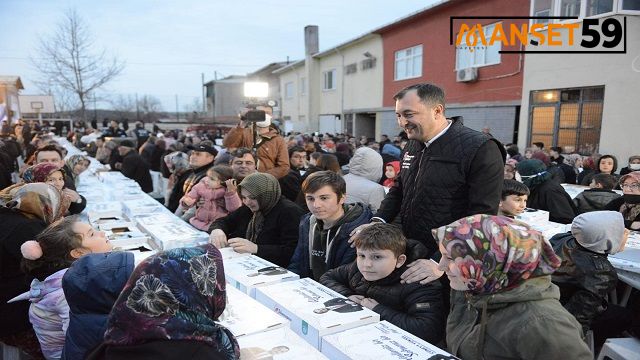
top-left (6, 183), bottom-right (63, 224)
top-left (22, 163), bottom-right (65, 183)
top-left (619, 171), bottom-right (640, 223)
top-left (434, 214), bottom-right (561, 295)
top-left (65, 155), bottom-right (90, 178)
top-left (103, 244), bottom-right (239, 359)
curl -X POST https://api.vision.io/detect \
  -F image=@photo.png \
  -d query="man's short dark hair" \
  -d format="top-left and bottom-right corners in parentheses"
top-left (550, 146), bottom-right (563, 153)
top-left (301, 171), bottom-right (346, 199)
top-left (392, 83), bottom-right (446, 108)
top-left (35, 144), bottom-right (63, 160)
top-left (502, 179), bottom-right (530, 200)
top-left (592, 173), bottom-right (616, 190)
top-left (230, 147), bottom-right (256, 162)
top-left (289, 146), bottom-right (306, 158)
top-left (353, 223), bottom-right (406, 258)
top-left (533, 142), bottom-right (544, 149)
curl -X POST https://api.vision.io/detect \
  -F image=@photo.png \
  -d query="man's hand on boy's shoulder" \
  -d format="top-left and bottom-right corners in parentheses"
top-left (360, 298), bottom-right (379, 310)
top-left (400, 259), bottom-right (444, 285)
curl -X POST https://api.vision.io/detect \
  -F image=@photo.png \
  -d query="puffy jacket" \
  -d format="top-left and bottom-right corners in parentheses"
top-left (121, 150), bottom-right (153, 193)
top-left (573, 189), bottom-right (621, 214)
top-left (288, 203), bottom-right (372, 279)
top-left (223, 126), bottom-right (290, 179)
top-left (446, 277), bottom-right (592, 360)
top-left (167, 162), bottom-right (214, 212)
top-left (185, 182), bottom-right (242, 231)
top-left (319, 240), bottom-right (445, 344)
top-left (550, 232), bottom-right (618, 332)
top-left (208, 198), bottom-right (305, 267)
top-left (61, 252), bottom-right (134, 360)
top-left (528, 179), bottom-right (577, 224)
top-left (9, 268), bottom-right (69, 360)
top-left (344, 148), bottom-right (386, 212)
top-left (375, 120), bottom-right (505, 255)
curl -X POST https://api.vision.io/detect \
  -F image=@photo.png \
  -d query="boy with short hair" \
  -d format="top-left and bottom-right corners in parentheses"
top-left (320, 223), bottom-right (445, 343)
top-left (499, 179), bottom-right (530, 217)
top-left (288, 171), bottom-right (372, 280)
top-left (573, 173), bottom-right (621, 213)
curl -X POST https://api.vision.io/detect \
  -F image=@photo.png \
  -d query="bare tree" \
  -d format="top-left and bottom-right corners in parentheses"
top-left (137, 95), bottom-right (163, 123)
top-left (32, 9), bottom-right (124, 121)
top-left (108, 94), bottom-right (136, 119)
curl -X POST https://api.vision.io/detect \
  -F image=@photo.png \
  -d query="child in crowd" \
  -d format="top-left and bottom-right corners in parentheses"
top-left (23, 163), bottom-right (87, 215)
top-left (382, 161), bottom-right (399, 188)
top-left (9, 216), bottom-right (114, 360)
top-left (499, 179), bottom-right (529, 218)
top-left (573, 173), bottom-right (621, 213)
top-left (319, 223), bottom-right (445, 344)
top-left (550, 211), bottom-right (632, 348)
top-left (179, 165), bottom-right (242, 231)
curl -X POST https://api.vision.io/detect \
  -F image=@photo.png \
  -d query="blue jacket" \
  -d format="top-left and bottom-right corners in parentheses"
top-left (61, 252), bottom-right (134, 360)
top-left (288, 203), bottom-right (372, 279)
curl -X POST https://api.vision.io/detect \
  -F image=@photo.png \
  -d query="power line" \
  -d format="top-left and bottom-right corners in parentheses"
top-left (0, 56), bottom-right (261, 68)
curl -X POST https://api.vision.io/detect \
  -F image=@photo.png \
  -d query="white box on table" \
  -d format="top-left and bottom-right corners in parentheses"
top-left (105, 229), bottom-right (153, 251)
top-left (561, 183), bottom-right (589, 199)
top-left (254, 278), bottom-right (380, 350)
top-left (219, 247), bottom-right (251, 260)
top-left (96, 221), bottom-right (138, 232)
top-left (321, 321), bottom-right (456, 360)
top-left (140, 222), bottom-right (208, 250)
top-left (82, 193), bottom-right (108, 203)
top-left (87, 202), bottom-right (123, 222)
top-left (238, 326), bottom-right (328, 360)
top-left (217, 286), bottom-right (288, 338)
top-left (97, 171), bottom-right (128, 183)
top-left (224, 255), bottom-right (299, 298)
top-left (528, 220), bottom-right (570, 240)
top-left (122, 198), bottom-right (167, 217)
top-left (516, 208), bottom-right (550, 223)
top-left (131, 250), bottom-right (158, 265)
top-left (133, 213), bottom-right (177, 226)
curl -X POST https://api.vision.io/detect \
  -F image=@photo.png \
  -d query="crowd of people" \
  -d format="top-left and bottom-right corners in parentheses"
top-left (0, 82), bottom-right (639, 359)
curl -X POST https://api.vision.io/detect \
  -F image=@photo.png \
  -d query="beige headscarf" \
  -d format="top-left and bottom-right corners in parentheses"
top-left (238, 173), bottom-right (281, 243)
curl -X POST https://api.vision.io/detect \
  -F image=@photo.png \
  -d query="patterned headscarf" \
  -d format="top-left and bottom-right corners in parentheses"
top-left (6, 183), bottom-right (63, 224)
top-left (22, 163), bottom-right (65, 183)
top-left (238, 172), bottom-right (281, 243)
top-left (164, 151), bottom-right (190, 174)
top-left (65, 155), bottom-right (90, 179)
top-left (434, 214), bottom-right (561, 295)
top-left (103, 244), bottom-right (240, 359)
top-left (619, 171), bottom-right (640, 223)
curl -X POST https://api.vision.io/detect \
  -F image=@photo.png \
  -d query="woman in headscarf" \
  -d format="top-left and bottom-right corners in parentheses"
top-left (163, 151), bottom-right (190, 207)
top-left (208, 172), bottom-right (305, 267)
top-left (435, 214), bottom-right (592, 360)
top-left (63, 154), bottom-right (90, 187)
top-left (605, 171), bottom-right (640, 230)
top-left (87, 244), bottom-right (240, 360)
top-left (0, 183), bottom-right (62, 355)
top-left (517, 159), bottom-right (577, 224)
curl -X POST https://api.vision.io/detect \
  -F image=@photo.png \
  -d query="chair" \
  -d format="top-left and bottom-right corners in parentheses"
top-left (596, 337), bottom-right (640, 360)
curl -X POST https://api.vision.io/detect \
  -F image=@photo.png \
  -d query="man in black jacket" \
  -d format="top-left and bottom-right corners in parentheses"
top-left (353, 83), bottom-right (506, 285)
top-left (117, 140), bottom-right (153, 193)
top-left (166, 141), bottom-right (217, 212)
top-left (278, 146), bottom-right (306, 202)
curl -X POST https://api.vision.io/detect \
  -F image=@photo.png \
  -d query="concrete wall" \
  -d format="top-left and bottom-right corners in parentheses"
top-left (278, 65), bottom-right (307, 132)
top-left (340, 35), bottom-right (384, 111)
top-left (318, 55), bottom-right (343, 115)
top-left (517, 15), bottom-right (640, 163)
top-left (448, 105), bottom-right (518, 144)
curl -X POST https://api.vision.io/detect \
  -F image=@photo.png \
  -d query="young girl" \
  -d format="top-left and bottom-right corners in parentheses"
top-left (9, 216), bottom-right (114, 360)
top-left (383, 161), bottom-right (400, 188)
top-left (180, 165), bottom-right (242, 231)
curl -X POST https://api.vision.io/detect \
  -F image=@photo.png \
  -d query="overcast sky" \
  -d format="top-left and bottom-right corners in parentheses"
top-left (2, 0), bottom-right (438, 111)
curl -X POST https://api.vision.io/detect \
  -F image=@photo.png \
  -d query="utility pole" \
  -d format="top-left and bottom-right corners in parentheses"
top-left (175, 94), bottom-right (179, 121)
top-left (135, 93), bottom-right (140, 122)
top-left (201, 73), bottom-right (206, 114)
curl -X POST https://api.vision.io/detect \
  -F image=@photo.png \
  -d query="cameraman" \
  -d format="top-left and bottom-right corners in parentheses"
top-left (223, 106), bottom-right (289, 179)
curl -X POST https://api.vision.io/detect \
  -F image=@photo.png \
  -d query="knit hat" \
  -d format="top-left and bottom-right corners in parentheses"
top-left (119, 139), bottom-right (135, 148)
top-left (571, 211), bottom-right (626, 255)
top-left (517, 159), bottom-right (550, 189)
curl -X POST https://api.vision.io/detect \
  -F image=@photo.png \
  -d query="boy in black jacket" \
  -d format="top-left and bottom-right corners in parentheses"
top-left (573, 173), bottom-right (621, 213)
top-left (319, 223), bottom-right (445, 344)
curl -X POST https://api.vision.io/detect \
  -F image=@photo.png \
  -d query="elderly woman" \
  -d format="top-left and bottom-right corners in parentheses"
top-left (208, 172), bottom-right (305, 267)
top-left (605, 171), bottom-right (640, 230)
top-left (87, 245), bottom-right (240, 360)
top-left (435, 214), bottom-right (592, 360)
top-left (63, 154), bottom-right (91, 188)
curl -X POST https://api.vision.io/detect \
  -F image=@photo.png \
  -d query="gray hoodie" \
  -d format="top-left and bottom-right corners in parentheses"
top-left (343, 147), bottom-right (385, 212)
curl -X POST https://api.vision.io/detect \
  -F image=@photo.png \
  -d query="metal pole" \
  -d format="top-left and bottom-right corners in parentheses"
top-left (175, 94), bottom-right (179, 121)
top-left (136, 93), bottom-right (140, 122)
top-left (201, 73), bottom-right (206, 114)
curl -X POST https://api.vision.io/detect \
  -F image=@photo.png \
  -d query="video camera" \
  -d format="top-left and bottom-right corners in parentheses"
top-left (240, 100), bottom-right (277, 123)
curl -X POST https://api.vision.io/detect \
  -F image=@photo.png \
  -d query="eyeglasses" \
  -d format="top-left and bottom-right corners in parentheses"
top-left (621, 182), bottom-right (640, 191)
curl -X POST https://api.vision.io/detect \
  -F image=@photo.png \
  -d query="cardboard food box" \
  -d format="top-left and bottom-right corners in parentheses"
top-left (217, 286), bottom-right (288, 338)
top-left (219, 247), bottom-right (251, 260)
top-left (516, 208), bottom-right (550, 223)
top-left (105, 228), bottom-right (153, 251)
top-left (140, 221), bottom-right (209, 250)
top-left (87, 202), bottom-right (123, 223)
top-left (321, 321), bottom-right (457, 360)
top-left (96, 220), bottom-right (138, 232)
top-left (224, 255), bottom-right (299, 298)
top-left (122, 198), bottom-right (167, 218)
top-left (255, 278), bottom-right (380, 350)
top-left (528, 220), bottom-right (571, 240)
top-left (238, 326), bottom-right (328, 360)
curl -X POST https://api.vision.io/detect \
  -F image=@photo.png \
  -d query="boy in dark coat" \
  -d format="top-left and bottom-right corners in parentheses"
top-left (320, 223), bottom-right (445, 344)
top-left (573, 173), bottom-right (621, 213)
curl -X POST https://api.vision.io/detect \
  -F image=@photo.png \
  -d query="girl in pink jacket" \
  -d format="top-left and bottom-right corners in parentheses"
top-left (180, 165), bottom-right (242, 231)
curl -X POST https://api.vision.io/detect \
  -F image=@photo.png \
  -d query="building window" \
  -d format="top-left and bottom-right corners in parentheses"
top-left (532, 0), bottom-right (554, 24)
top-left (560, 0), bottom-right (582, 16)
top-left (323, 69), bottom-right (336, 90)
top-left (300, 77), bottom-right (306, 96)
top-left (621, 0), bottom-right (640, 10)
top-left (455, 23), bottom-right (501, 70)
top-left (529, 86), bottom-right (604, 155)
top-left (361, 57), bottom-right (376, 70)
top-left (345, 63), bottom-right (357, 75)
top-left (586, 0), bottom-right (614, 15)
top-left (394, 45), bottom-right (422, 80)
top-left (284, 82), bottom-right (294, 99)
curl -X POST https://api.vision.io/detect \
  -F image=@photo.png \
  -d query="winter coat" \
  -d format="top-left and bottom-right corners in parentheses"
top-left (61, 252), bottom-right (134, 360)
top-left (167, 162), bottom-right (214, 212)
top-left (573, 189), bottom-right (621, 214)
top-left (604, 196), bottom-right (640, 229)
top-left (288, 203), bottom-right (372, 279)
top-left (344, 148), bottom-right (385, 213)
top-left (279, 167), bottom-right (303, 202)
top-left (375, 119), bottom-right (506, 255)
top-left (10, 269), bottom-right (69, 360)
top-left (528, 179), bottom-right (577, 224)
top-left (383, 161), bottom-right (400, 188)
top-left (550, 233), bottom-right (618, 332)
top-left (184, 183), bottom-right (242, 231)
top-left (446, 277), bottom-right (592, 360)
top-left (0, 207), bottom-right (48, 337)
top-left (120, 150), bottom-right (153, 193)
top-left (223, 126), bottom-right (290, 179)
top-left (319, 240), bottom-right (445, 344)
top-left (208, 198), bottom-right (305, 267)
top-left (88, 340), bottom-right (231, 360)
